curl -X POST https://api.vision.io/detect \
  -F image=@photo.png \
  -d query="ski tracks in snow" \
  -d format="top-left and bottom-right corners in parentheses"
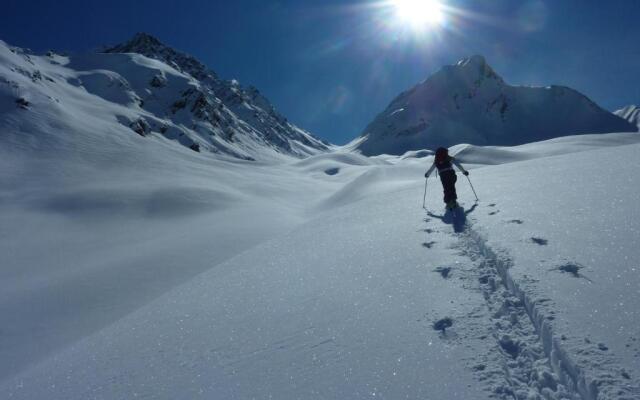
top-left (457, 228), bottom-right (578, 400)
top-left (423, 205), bottom-right (639, 400)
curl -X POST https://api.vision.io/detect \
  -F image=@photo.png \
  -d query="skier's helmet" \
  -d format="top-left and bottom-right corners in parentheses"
top-left (435, 147), bottom-right (448, 163)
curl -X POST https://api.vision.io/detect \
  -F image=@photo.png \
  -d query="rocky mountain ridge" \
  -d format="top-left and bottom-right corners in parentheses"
top-left (0, 33), bottom-right (329, 161)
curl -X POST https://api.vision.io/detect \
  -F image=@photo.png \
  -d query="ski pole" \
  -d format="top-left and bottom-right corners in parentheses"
top-left (422, 178), bottom-right (428, 209)
top-left (466, 175), bottom-right (479, 202)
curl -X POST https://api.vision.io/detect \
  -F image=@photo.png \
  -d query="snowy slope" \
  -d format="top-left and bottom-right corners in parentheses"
top-left (2, 127), bottom-right (640, 399)
top-left (0, 36), bottom-right (336, 378)
top-left (462, 144), bottom-right (640, 400)
top-left (354, 56), bottom-right (637, 156)
top-left (0, 35), bottom-right (329, 161)
top-left (615, 105), bottom-right (640, 128)
top-left (1, 185), bottom-right (497, 400)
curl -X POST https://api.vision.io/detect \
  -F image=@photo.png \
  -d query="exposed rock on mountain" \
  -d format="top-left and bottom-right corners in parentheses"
top-left (0, 33), bottom-right (329, 161)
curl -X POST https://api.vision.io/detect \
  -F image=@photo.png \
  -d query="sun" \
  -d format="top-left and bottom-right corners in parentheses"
top-left (392, 0), bottom-right (445, 29)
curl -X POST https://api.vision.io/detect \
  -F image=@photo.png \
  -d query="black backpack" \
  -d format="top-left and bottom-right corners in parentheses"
top-left (435, 147), bottom-right (449, 164)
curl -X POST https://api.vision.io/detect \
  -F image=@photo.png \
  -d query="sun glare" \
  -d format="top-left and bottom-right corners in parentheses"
top-left (392, 0), bottom-right (445, 29)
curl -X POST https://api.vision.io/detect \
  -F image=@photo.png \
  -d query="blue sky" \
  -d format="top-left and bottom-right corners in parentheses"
top-left (2, 0), bottom-right (639, 144)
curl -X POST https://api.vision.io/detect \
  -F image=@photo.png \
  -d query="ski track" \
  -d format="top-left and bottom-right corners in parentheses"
top-left (425, 204), bottom-right (639, 400)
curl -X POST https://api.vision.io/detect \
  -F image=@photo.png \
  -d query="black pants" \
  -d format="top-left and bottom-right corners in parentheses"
top-left (439, 170), bottom-right (457, 204)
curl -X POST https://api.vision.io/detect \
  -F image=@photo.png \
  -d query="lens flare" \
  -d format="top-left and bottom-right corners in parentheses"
top-left (392, 0), bottom-right (445, 29)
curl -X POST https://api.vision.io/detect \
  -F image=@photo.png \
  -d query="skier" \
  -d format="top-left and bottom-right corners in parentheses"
top-left (424, 147), bottom-right (469, 210)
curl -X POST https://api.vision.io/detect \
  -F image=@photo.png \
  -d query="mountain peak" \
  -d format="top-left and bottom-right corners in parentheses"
top-left (105, 32), bottom-right (213, 80)
top-left (103, 33), bottom-right (328, 158)
top-left (106, 32), bottom-right (166, 54)
top-left (356, 56), bottom-right (636, 156)
top-left (456, 54), bottom-right (487, 68)
top-left (128, 32), bottom-right (163, 45)
top-left (451, 54), bottom-right (502, 83)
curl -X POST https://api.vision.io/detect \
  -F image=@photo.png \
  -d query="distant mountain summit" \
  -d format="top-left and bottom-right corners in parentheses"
top-left (0, 33), bottom-right (328, 160)
top-left (615, 105), bottom-right (640, 128)
top-left (355, 55), bottom-right (636, 156)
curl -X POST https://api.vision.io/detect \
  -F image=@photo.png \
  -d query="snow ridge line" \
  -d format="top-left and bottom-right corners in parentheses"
top-left (460, 227), bottom-right (593, 400)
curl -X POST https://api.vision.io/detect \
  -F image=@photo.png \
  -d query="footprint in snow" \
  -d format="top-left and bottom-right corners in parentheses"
top-left (434, 266), bottom-right (452, 279)
top-left (433, 317), bottom-right (453, 333)
top-left (530, 237), bottom-right (548, 246)
top-left (551, 263), bottom-right (593, 282)
top-left (498, 335), bottom-right (520, 359)
top-left (324, 167), bottom-right (340, 176)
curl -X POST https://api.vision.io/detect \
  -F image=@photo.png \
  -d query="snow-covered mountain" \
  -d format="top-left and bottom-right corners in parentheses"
top-left (615, 104), bottom-right (640, 128)
top-left (355, 55), bottom-right (637, 155)
top-left (0, 33), bottom-right (329, 161)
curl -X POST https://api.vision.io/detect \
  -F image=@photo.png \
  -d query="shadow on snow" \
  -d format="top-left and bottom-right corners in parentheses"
top-left (427, 203), bottom-right (478, 233)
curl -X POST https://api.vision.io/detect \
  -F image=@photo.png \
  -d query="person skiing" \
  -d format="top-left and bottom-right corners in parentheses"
top-left (424, 147), bottom-right (469, 210)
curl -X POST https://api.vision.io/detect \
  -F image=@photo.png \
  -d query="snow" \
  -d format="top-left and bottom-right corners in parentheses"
top-left (3, 125), bottom-right (640, 398)
top-left (0, 36), bottom-right (329, 162)
top-left (2, 37), bottom-right (640, 399)
top-left (1, 185), bottom-right (495, 400)
top-left (465, 144), bottom-right (640, 399)
top-left (449, 132), bottom-right (640, 166)
top-left (615, 105), bottom-right (640, 128)
top-left (354, 55), bottom-right (637, 156)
